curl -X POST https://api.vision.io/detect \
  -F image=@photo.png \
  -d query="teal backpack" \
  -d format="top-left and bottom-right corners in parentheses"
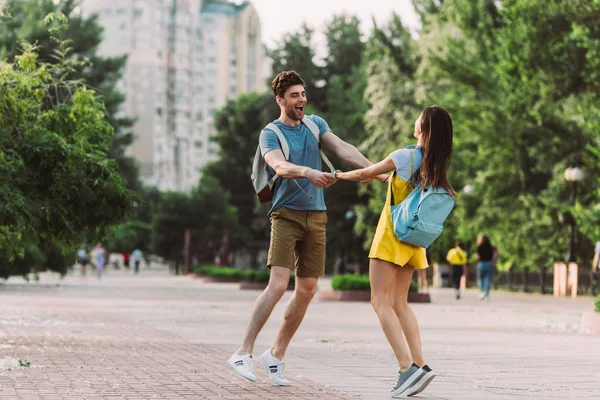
top-left (389, 146), bottom-right (456, 248)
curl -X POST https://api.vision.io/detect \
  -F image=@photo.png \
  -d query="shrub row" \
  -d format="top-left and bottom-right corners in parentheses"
top-left (332, 274), bottom-right (419, 293)
top-left (191, 265), bottom-right (295, 284)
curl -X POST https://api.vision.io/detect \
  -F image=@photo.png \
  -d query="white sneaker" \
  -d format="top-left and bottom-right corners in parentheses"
top-left (227, 353), bottom-right (256, 382)
top-left (260, 349), bottom-right (289, 386)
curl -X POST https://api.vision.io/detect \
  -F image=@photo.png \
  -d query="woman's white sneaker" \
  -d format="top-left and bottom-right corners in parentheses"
top-left (227, 353), bottom-right (256, 382)
top-left (260, 349), bottom-right (289, 386)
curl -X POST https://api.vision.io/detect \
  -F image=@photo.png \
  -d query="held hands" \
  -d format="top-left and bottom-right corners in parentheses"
top-left (307, 169), bottom-right (336, 188)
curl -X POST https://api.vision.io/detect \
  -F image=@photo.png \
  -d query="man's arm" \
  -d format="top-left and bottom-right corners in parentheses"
top-left (264, 149), bottom-right (335, 188)
top-left (321, 131), bottom-right (371, 168)
top-left (321, 131), bottom-right (388, 182)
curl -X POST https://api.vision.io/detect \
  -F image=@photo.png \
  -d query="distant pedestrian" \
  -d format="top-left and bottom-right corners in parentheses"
top-left (446, 241), bottom-right (467, 299)
top-left (593, 240), bottom-right (599, 278)
top-left (77, 245), bottom-right (88, 277)
top-left (131, 249), bottom-right (143, 274)
top-left (474, 234), bottom-right (494, 301)
top-left (122, 252), bottom-right (130, 269)
top-left (94, 243), bottom-right (106, 279)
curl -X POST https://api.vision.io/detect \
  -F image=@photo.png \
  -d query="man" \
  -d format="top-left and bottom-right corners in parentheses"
top-left (228, 71), bottom-right (382, 385)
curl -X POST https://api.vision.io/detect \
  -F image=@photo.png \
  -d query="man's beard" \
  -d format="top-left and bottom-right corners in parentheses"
top-left (284, 103), bottom-right (304, 121)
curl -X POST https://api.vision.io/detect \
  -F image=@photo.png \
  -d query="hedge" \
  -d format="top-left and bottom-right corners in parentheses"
top-left (332, 274), bottom-right (418, 293)
top-left (595, 297), bottom-right (600, 313)
top-left (192, 265), bottom-right (295, 284)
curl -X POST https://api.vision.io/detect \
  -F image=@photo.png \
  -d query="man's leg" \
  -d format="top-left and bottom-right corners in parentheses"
top-left (236, 266), bottom-right (291, 355)
top-left (271, 275), bottom-right (318, 359)
top-left (235, 207), bottom-right (302, 356)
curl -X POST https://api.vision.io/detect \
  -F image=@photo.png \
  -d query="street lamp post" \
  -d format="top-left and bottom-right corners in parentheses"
top-left (563, 164), bottom-right (584, 263)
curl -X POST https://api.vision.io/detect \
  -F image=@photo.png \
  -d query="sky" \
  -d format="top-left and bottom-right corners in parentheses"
top-left (248, 0), bottom-right (421, 51)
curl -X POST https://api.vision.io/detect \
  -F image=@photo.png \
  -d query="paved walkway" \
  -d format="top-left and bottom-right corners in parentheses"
top-left (1, 267), bottom-right (599, 399)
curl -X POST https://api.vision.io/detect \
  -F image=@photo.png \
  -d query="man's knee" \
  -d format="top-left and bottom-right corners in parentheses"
top-left (295, 282), bottom-right (317, 300)
top-left (267, 268), bottom-right (291, 297)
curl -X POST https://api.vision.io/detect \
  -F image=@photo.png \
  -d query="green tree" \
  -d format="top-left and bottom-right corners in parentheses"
top-left (411, 0), bottom-right (600, 267)
top-left (104, 221), bottom-right (152, 254)
top-left (0, 0), bottom-right (140, 190)
top-left (151, 176), bottom-right (239, 273)
top-left (0, 12), bottom-right (136, 273)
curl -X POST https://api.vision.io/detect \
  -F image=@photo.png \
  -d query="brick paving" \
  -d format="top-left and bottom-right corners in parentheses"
top-left (1, 267), bottom-right (600, 399)
top-left (0, 273), bottom-right (354, 399)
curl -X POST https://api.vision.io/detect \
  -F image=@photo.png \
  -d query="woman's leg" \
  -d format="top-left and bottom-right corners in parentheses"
top-left (477, 264), bottom-right (484, 294)
top-left (392, 265), bottom-right (425, 367)
top-left (418, 269), bottom-right (428, 292)
top-left (483, 265), bottom-right (493, 298)
top-left (369, 258), bottom-right (412, 370)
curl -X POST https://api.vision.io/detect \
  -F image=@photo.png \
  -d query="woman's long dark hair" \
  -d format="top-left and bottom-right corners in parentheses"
top-left (409, 105), bottom-right (457, 197)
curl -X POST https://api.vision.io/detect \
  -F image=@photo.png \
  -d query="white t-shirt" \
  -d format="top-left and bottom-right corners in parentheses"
top-left (595, 241), bottom-right (600, 255)
top-left (389, 147), bottom-right (424, 181)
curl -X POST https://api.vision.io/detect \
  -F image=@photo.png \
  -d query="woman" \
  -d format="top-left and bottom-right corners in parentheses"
top-left (94, 243), bottom-right (106, 280)
top-left (335, 106), bottom-right (455, 397)
top-left (474, 234), bottom-right (494, 301)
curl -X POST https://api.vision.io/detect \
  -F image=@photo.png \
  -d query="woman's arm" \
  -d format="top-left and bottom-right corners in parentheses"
top-left (336, 157), bottom-right (396, 182)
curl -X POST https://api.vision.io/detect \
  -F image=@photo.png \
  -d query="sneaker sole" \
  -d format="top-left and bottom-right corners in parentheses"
top-left (390, 370), bottom-right (421, 398)
top-left (260, 353), bottom-right (289, 386)
top-left (405, 371), bottom-right (436, 396)
top-left (227, 358), bottom-right (257, 382)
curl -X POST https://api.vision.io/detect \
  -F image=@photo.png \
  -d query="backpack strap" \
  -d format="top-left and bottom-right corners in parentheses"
top-left (302, 116), bottom-right (336, 174)
top-left (265, 123), bottom-right (290, 160)
top-left (389, 150), bottom-right (415, 206)
top-left (264, 123), bottom-right (290, 187)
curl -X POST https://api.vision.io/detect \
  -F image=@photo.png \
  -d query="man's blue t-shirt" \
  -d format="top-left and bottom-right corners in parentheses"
top-left (259, 115), bottom-right (331, 214)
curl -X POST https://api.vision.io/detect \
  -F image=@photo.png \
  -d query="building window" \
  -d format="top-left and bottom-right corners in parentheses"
top-left (194, 141), bottom-right (202, 149)
top-left (156, 108), bottom-right (163, 116)
top-left (117, 8), bottom-right (126, 15)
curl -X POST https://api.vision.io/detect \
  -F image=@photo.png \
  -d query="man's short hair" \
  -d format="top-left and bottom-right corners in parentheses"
top-left (272, 71), bottom-right (305, 98)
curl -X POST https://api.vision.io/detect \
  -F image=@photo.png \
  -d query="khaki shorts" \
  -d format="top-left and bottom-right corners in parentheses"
top-left (267, 207), bottom-right (327, 278)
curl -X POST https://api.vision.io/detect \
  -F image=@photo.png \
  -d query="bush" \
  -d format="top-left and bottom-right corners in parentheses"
top-left (595, 297), bottom-right (600, 313)
top-left (409, 280), bottom-right (419, 293)
top-left (206, 267), bottom-right (244, 280)
top-left (242, 269), bottom-right (270, 283)
top-left (192, 265), bottom-right (214, 276)
top-left (241, 269), bottom-right (295, 285)
top-left (332, 274), bottom-right (419, 293)
top-left (332, 274), bottom-right (370, 291)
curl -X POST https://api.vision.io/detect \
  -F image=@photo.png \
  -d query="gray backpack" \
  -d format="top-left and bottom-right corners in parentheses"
top-left (251, 116), bottom-right (335, 203)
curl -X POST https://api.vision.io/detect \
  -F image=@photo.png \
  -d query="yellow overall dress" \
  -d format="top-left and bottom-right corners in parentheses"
top-left (368, 149), bottom-right (429, 269)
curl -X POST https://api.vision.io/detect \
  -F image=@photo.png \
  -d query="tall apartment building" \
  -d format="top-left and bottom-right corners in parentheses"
top-left (82, 0), bottom-right (265, 191)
